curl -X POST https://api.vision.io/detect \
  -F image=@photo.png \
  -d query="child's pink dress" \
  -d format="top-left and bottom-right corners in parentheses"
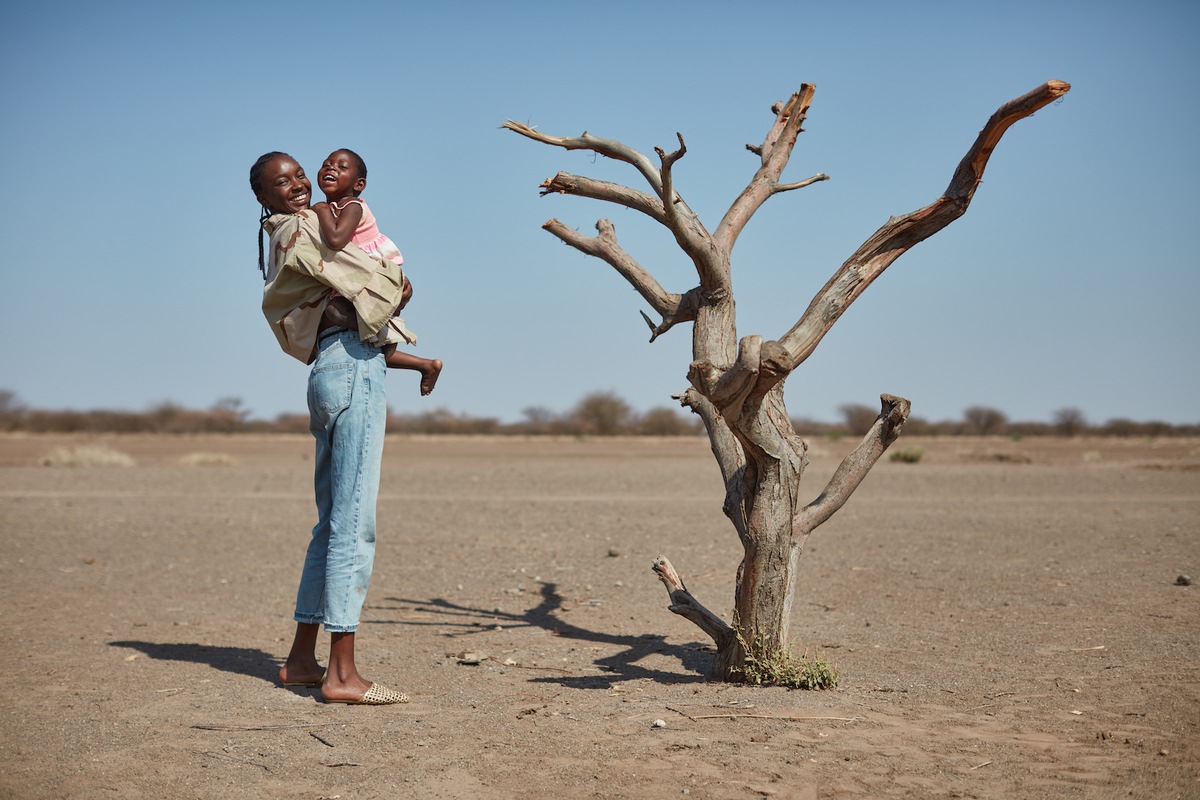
top-left (331, 198), bottom-right (415, 347)
top-left (332, 198), bottom-right (404, 268)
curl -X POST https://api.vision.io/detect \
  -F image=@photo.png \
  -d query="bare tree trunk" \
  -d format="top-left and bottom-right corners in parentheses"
top-left (505, 79), bottom-right (1069, 682)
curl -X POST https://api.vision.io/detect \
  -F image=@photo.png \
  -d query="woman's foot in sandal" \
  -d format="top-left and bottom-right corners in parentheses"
top-left (323, 682), bottom-right (409, 705)
top-left (321, 631), bottom-right (406, 704)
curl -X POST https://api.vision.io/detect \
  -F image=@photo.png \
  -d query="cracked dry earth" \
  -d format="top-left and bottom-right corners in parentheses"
top-left (1, 433), bottom-right (1197, 799)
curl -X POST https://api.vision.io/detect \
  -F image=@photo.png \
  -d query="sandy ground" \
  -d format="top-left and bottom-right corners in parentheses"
top-left (0, 432), bottom-right (1197, 799)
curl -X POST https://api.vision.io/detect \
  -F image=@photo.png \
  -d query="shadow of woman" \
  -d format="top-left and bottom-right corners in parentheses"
top-left (376, 582), bottom-right (712, 688)
top-left (109, 641), bottom-right (282, 685)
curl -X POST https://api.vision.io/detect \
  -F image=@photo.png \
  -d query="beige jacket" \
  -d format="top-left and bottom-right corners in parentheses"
top-left (261, 209), bottom-right (415, 364)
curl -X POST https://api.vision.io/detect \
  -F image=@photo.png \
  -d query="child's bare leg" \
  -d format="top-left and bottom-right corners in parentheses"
top-left (382, 347), bottom-right (443, 396)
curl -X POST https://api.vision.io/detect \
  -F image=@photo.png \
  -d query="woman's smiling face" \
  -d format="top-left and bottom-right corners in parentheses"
top-left (256, 155), bottom-right (312, 214)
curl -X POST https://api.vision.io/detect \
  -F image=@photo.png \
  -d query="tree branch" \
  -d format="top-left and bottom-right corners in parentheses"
top-left (640, 286), bottom-right (702, 342)
top-left (506, 119), bottom-right (729, 295)
top-left (686, 335), bottom-right (793, 424)
top-left (542, 218), bottom-right (683, 319)
top-left (655, 134), bottom-right (688, 229)
top-left (687, 335), bottom-right (762, 418)
top-left (676, 388), bottom-right (752, 545)
top-left (778, 80), bottom-right (1070, 368)
top-left (652, 556), bottom-right (734, 650)
top-left (774, 173), bottom-right (829, 194)
top-left (540, 172), bottom-right (666, 225)
top-left (502, 120), bottom-right (665, 194)
top-left (795, 394), bottom-right (910, 536)
top-left (716, 85), bottom-right (819, 252)
top-left (651, 133), bottom-right (727, 292)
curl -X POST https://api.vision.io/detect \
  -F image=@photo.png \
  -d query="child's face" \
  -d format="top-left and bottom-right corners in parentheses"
top-left (256, 156), bottom-right (312, 215)
top-left (318, 150), bottom-right (366, 201)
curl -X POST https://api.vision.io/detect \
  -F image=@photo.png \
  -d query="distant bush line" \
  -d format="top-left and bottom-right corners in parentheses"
top-left (0, 390), bottom-right (1194, 438)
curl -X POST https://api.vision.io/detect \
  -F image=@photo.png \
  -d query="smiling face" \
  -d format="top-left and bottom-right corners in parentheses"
top-left (255, 155), bottom-right (312, 215)
top-left (318, 150), bottom-right (367, 202)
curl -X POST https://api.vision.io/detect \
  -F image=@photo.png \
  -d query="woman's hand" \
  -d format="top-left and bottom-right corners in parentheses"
top-left (398, 275), bottom-right (413, 311)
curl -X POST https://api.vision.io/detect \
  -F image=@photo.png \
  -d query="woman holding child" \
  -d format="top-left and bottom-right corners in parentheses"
top-left (249, 150), bottom-right (414, 705)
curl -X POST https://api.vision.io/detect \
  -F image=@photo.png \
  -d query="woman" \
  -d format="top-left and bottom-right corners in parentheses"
top-left (250, 151), bottom-right (409, 705)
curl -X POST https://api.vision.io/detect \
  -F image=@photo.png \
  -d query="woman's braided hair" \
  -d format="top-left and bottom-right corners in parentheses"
top-left (249, 151), bottom-right (289, 278)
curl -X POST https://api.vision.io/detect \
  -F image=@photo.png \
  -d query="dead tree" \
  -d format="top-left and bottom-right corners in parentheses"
top-left (504, 80), bottom-right (1070, 681)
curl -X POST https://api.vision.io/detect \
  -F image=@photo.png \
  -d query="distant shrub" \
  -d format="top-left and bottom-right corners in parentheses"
top-left (964, 405), bottom-right (1008, 436)
top-left (636, 407), bottom-right (702, 436)
top-left (1052, 407), bottom-right (1088, 437)
top-left (889, 446), bottom-right (924, 464)
top-left (570, 391), bottom-right (633, 436)
top-left (387, 407), bottom-right (500, 435)
top-left (40, 445), bottom-right (135, 468)
top-left (901, 416), bottom-right (935, 435)
top-left (178, 452), bottom-right (237, 467)
top-left (270, 413), bottom-right (311, 434)
top-left (839, 403), bottom-right (878, 436)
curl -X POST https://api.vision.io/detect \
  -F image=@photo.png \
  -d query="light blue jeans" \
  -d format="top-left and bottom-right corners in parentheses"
top-left (294, 329), bottom-right (387, 633)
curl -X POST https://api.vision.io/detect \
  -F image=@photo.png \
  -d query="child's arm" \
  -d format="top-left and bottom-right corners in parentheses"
top-left (311, 201), bottom-right (364, 251)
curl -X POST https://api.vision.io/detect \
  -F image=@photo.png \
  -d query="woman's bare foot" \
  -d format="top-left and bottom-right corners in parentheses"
top-left (279, 660), bottom-right (324, 687)
top-left (281, 623), bottom-right (323, 686)
top-left (420, 359), bottom-right (443, 396)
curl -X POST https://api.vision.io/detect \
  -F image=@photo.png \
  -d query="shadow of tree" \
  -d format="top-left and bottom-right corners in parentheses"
top-left (109, 641), bottom-right (283, 686)
top-left (376, 582), bottom-right (712, 688)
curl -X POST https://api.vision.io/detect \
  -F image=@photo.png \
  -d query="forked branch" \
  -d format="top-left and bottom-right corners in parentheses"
top-left (505, 119), bottom-right (729, 295)
top-left (641, 287), bottom-right (703, 342)
top-left (655, 134), bottom-right (687, 227)
top-left (717, 85), bottom-right (823, 252)
top-left (778, 80), bottom-right (1070, 368)
top-left (644, 133), bottom-right (724, 285)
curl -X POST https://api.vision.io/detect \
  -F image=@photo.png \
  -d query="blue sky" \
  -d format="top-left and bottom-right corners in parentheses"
top-left (2, 1), bottom-right (1197, 425)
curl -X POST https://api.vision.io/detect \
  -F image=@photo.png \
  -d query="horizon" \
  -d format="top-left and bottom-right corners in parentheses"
top-left (0, 387), bottom-right (1190, 429)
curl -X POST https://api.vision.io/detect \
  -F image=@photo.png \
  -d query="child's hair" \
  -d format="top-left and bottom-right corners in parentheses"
top-left (249, 151), bottom-right (290, 278)
top-left (336, 148), bottom-right (368, 188)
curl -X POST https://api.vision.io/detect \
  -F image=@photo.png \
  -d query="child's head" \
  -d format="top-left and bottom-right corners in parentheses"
top-left (318, 149), bottom-right (368, 202)
top-left (250, 152), bottom-right (312, 215)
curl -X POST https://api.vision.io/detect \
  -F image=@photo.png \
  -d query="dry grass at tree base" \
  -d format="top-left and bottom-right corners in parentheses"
top-left (732, 631), bottom-right (839, 690)
top-left (0, 433), bottom-right (1197, 799)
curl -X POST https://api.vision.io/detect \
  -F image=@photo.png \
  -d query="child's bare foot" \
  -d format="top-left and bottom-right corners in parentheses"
top-left (420, 359), bottom-right (443, 396)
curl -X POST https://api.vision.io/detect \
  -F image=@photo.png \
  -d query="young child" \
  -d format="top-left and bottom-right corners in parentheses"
top-left (312, 148), bottom-right (442, 396)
